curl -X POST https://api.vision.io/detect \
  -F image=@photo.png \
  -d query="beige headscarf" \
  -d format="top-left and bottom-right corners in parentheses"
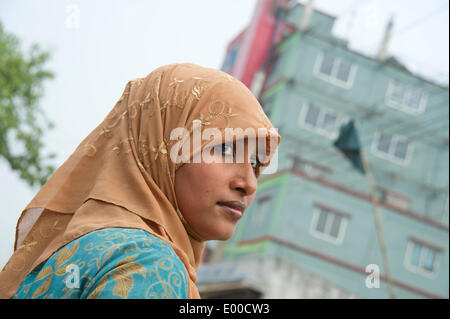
top-left (0, 63), bottom-right (280, 299)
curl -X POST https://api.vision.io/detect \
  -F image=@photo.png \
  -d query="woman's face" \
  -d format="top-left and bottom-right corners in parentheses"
top-left (174, 138), bottom-right (260, 241)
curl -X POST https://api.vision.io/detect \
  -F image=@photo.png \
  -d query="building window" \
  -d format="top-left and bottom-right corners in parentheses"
top-left (310, 204), bottom-right (350, 245)
top-left (376, 187), bottom-right (410, 210)
top-left (299, 102), bottom-right (347, 139)
top-left (404, 239), bottom-right (442, 278)
top-left (386, 80), bottom-right (428, 115)
top-left (313, 52), bottom-right (357, 89)
top-left (290, 155), bottom-right (332, 179)
top-left (240, 193), bottom-right (274, 241)
top-left (251, 195), bottom-right (272, 227)
top-left (371, 131), bottom-right (413, 165)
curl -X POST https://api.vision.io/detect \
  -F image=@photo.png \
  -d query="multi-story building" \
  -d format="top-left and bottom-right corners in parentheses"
top-left (197, 0), bottom-right (449, 299)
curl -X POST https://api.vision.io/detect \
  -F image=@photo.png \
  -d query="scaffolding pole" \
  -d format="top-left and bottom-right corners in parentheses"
top-left (360, 149), bottom-right (396, 299)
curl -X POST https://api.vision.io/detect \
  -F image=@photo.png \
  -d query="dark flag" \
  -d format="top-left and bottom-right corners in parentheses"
top-left (334, 120), bottom-right (396, 298)
top-left (333, 120), bottom-right (365, 174)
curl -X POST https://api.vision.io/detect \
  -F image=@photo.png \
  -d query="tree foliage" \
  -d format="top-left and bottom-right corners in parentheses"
top-left (0, 21), bottom-right (56, 187)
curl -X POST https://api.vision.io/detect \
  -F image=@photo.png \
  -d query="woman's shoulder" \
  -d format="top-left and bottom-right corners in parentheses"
top-left (74, 227), bottom-right (178, 259)
top-left (14, 227), bottom-right (189, 299)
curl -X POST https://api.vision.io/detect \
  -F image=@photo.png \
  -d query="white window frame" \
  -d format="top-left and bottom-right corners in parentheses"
top-left (376, 187), bottom-right (410, 211)
top-left (371, 131), bottom-right (414, 166)
top-left (313, 52), bottom-right (358, 90)
top-left (403, 240), bottom-right (441, 279)
top-left (385, 80), bottom-right (428, 115)
top-left (298, 102), bottom-right (348, 140)
top-left (309, 206), bottom-right (349, 246)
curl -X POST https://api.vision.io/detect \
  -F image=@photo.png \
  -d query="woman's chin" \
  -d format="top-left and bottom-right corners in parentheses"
top-left (202, 227), bottom-right (235, 241)
top-left (214, 228), bottom-right (236, 241)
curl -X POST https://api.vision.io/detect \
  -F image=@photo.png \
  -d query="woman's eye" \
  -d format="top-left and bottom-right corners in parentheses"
top-left (211, 143), bottom-right (233, 157)
top-left (220, 143), bottom-right (234, 156)
top-left (250, 155), bottom-right (262, 171)
top-left (213, 144), bottom-right (261, 174)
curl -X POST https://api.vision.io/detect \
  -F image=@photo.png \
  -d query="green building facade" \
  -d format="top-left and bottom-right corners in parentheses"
top-left (198, 3), bottom-right (449, 299)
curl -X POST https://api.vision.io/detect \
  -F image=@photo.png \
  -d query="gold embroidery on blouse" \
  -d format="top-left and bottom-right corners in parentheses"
top-left (31, 275), bottom-right (53, 298)
top-left (54, 242), bottom-right (79, 269)
top-left (34, 265), bottom-right (53, 282)
top-left (147, 259), bottom-right (170, 298)
top-left (88, 254), bottom-right (146, 299)
top-left (158, 257), bottom-right (173, 271)
top-left (88, 276), bottom-right (108, 299)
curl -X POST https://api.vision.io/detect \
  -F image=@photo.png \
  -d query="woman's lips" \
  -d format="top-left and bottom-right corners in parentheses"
top-left (217, 203), bottom-right (244, 219)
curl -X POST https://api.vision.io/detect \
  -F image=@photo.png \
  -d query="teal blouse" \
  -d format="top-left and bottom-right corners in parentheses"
top-left (13, 228), bottom-right (189, 299)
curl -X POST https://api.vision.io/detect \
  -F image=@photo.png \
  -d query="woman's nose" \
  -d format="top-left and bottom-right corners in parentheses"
top-left (230, 162), bottom-right (257, 196)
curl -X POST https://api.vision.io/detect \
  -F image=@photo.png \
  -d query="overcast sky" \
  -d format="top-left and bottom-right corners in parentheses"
top-left (0, 0), bottom-right (448, 268)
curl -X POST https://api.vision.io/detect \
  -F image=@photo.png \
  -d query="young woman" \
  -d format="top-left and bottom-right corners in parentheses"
top-left (0, 63), bottom-right (280, 299)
